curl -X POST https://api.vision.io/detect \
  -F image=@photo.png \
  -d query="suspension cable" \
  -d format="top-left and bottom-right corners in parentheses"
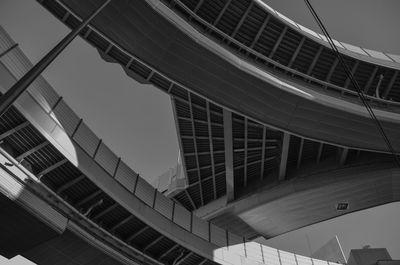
top-left (303, 0), bottom-right (400, 167)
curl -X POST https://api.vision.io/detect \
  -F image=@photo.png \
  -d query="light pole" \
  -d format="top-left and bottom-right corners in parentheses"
top-left (0, 0), bottom-right (111, 116)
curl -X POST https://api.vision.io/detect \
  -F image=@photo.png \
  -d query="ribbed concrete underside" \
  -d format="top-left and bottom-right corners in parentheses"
top-left (210, 162), bottom-right (400, 238)
top-left (0, 193), bottom-right (125, 265)
top-left (54, 0), bottom-right (400, 152)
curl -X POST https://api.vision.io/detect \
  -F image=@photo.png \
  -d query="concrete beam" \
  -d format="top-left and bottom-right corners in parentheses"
top-left (363, 66), bottom-right (378, 93)
top-left (176, 252), bottom-right (193, 265)
top-left (75, 190), bottom-right (102, 208)
top-left (344, 61), bottom-right (359, 88)
top-left (143, 235), bottom-right (163, 253)
top-left (56, 174), bottom-right (84, 194)
top-left (383, 71), bottom-right (398, 99)
top-left (307, 46), bottom-right (323, 75)
top-left (213, 0), bottom-right (232, 26)
top-left (16, 142), bottom-right (49, 161)
top-left (93, 203), bottom-right (118, 220)
top-left (38, 158), bottom-right (68, 177)
top-left (278, 133), bottom-right (290, 181)
top-left (244, 118), bottom-right (248, 187)
top-left (260, 127), bottom-right (267, 180)
top-left (269, 26), bottom-right (287, 59)
top-left (193, 0), bottom-right (205, 13)
top-left (231, 2), bottom-right (253, 39)
top-left (127, 226), bottom-right (149, 242)
top-left (111, 215), bottom-right (133, 233)
top-left (288, 37), bottom-right (305, 68)
top-left (223, 109), bottom-right (234, 202)
top-left (338, 147), bottom-right (349, 166)
top-left (0, 121), bottom-right (29, 141)
top-left (296, 138), bottom-right (304, 169)
top-left (206, 101), bottom-right (217, 199)
top-left (250, 15), bottom-right (270, 49)
top-left (159, 244), bottom-right (179, 260)
top-left (316, 143), bottom-right (323, 164)
top-left (188, 94), bottom-right (204, 206)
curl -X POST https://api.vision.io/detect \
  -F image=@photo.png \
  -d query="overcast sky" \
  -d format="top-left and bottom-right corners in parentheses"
top-left (0, 0), bottom-right (399, 264)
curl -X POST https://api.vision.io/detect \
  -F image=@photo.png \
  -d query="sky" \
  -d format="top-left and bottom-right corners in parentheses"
top-left (0, 0), bottom-right (399, 264)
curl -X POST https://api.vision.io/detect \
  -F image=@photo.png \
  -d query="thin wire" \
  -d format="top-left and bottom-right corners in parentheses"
top-left (303, 0), bottom-right (400, 167)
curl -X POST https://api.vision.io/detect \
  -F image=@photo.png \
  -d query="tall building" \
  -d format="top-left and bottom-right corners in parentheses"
top-left (347, 248), bottom-right (399, 265)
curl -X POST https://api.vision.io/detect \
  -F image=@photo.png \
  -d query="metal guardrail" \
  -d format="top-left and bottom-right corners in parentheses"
top-left (167, 0), bottom-right (400, 108)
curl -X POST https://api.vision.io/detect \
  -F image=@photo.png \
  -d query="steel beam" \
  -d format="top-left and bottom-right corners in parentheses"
top-left (93, 203), bottom-right (118, 220)
top-left (383, 71), bottom-right (398, 99)
top-left (143, 235), bottom-right (163, 253)
top-left (243, 118), bottom-right (248, 187)
top-left (175, 252), bottom-right (193, 265)
top-left (296, 138), bottom-right (304, 169)
top-left (185, 189), bottom-right (196, 210)
top-left (316, 143), bottom-right (323, 164)
top-left (188, 94), bottom-right (204, 206)
top-left (213, 0), bottom-right (232, 26)
top-left (363, 66), bottom-right (379, 93)
top-left (206, 101), bottom-right (217, 199)
top-left (188, 175), bottom-right (213, 187)
top-left (250, 15), bottom-right (270, 49)
top-left (260, 127), bottom-right (267, 180)
top-left (186, 162), bottom-right (225, 172)
top-left (159, 244), bottom-right (179, 260)
top-left (0, 0), bottom-right (111, 117)
top-left (56, 174), bottom-right (85, 194)
top-left (269, 26), bottom-right (287, 58)
top-left (344, 61), bottom-right (359, 88)
top-left (338, 147), bottom-right (349, 165)
top-left (235, 156), bottom-right (275, 169)
top-left (287, 37), bottom-right (305, 68)
top-left (199, 259), bottom-right (208, 265)
top-left (76, 190), bottom-right (102, 208)
top-left (111, 215), bottom-right (134, 233)
top-left (0, 121), bottom-right (29, 141)
top-left (325, 57), bottom-right (339, 82)
top-left (38, 158), bottom-right (68, 177)
top-left (193, 0), bottom-right (205, 13)
top-left (16, 142), bottom-right (49, 161)
top-left (231, 2), bottom-right (253, 39)
top-left (278, 133), bottom-right (290, 181)
top-left (223, 109), bottom-right (234, 202)
top-left (306, 46), bottom-right (323, 75)
top-left (127, 226), bottom-right (149, 242)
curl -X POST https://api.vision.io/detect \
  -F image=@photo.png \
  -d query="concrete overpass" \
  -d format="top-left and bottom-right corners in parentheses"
top-left (0, 25), bottom-right (341, 265)
top-left (34, 0), bottom-right (400, 240)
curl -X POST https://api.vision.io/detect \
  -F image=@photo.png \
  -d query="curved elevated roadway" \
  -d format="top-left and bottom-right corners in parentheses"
top-left (0, 25), bottom-right (342, 265)
top-left (37, 0), bottom-right (400, 153)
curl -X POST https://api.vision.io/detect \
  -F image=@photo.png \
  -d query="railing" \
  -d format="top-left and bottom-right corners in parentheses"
top-left (160, 0), bottom-right (400, 108)
top-left (253, 0), bottom-right (399, 64)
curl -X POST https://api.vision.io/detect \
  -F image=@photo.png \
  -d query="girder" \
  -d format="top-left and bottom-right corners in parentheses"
top-left (278, 133), bottom-right (290, 181)
top-left (0, 121), bottom-right (29, 141)
top-left (223, 109), bottom-right (234, 202)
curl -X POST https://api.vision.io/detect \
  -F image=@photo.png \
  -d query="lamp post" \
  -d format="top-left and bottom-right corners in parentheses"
top-left (0, 0), bottom-right (111, 116)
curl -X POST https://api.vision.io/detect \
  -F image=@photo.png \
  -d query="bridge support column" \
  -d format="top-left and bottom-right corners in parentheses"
top-left (223, 109), bottom-right (234, 202)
